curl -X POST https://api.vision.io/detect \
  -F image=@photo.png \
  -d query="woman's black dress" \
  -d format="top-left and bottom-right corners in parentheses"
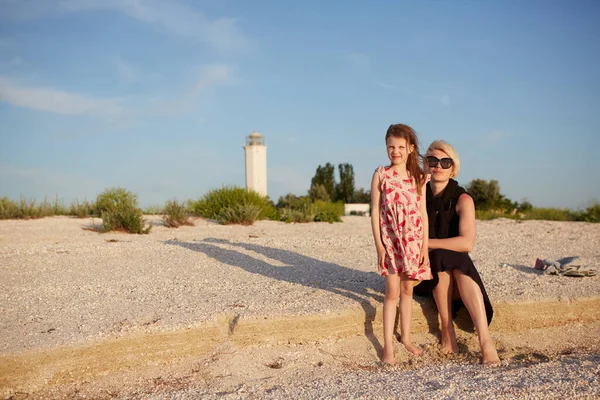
top-left (414, 179), bottom-right (494, 325)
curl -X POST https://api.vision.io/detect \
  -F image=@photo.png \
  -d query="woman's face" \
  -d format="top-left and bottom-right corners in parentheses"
top-left (426, 149), bottom-right (454, 182)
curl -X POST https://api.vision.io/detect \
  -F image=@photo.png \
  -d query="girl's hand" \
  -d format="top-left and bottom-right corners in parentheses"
top-left (377, 246), bottom-right (387, 273)
top-left (419, 247), bottom-right (429, 267)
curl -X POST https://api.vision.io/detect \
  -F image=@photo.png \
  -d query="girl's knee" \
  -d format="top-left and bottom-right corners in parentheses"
top-left (400, 281), bottom-right (414, 297)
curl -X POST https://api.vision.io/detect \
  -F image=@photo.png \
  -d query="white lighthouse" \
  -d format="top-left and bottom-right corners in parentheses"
top-left (244, 130), bottom-right (267, 197)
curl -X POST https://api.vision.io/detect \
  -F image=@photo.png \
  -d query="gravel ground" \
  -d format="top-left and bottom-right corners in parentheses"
top-left (0, 215), bottom-right (599, 399)
top-left (1, 216), bottom-right (598, 354)
top-left (140, 352), bottom-right (600, 400)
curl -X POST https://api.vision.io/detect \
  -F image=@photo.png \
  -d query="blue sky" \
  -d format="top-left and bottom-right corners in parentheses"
top-left (0, 0), bottom-right (598, 209)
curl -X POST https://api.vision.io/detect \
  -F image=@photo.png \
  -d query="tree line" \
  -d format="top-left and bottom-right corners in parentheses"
top-left (307, 162), bottom-right (530, 211)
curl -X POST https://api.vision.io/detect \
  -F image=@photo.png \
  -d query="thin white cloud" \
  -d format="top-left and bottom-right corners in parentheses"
top-left (0, 77), bottom-right (124, 116)
top-left (60, 0), bottom-right (251, 53)
top-left (158, 63), bottom-right (233, 115)
top-left (0, 63), bottom-right (232, 117)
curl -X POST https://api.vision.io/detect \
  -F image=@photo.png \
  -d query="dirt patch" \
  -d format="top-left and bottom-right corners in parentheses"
top-left (2, 298), bottom-right (599, 399)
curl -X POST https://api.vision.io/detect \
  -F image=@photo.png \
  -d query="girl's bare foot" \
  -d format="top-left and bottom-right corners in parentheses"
top-left (382, 347), bottom-right (396, 364)
top-left (441, 336), bottom-right (458, 354)
top-left (440, 327), bottom-right (458, 354)
top-left (400, 338), bottom-right (423, 356)
top-left (382, 355), bottom-right (396, 365)
top-left (481, 340), bottom-right (500, 365)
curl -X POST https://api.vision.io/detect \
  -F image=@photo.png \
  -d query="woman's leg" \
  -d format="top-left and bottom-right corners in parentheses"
top-left (399, 273), bottom-right (423, 356)
top-left (383, 273), bottom-right (400, 363)
top-left (432, 270), bottom-right (458, 353)
top-left (452, 270), bottom-right (500, 364)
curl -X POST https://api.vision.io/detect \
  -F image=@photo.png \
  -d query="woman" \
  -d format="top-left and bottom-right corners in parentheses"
top-left (414, 140), bottom-right (500, 365)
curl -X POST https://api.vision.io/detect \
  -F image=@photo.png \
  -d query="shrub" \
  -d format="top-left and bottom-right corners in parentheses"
top-left (190, 186), bottom-right (275, 221)
top-left (18, 196), bottom-right (38, 219)
top-left (38, 197), bottom-right (55, 218)
top-left (583, 201), bottom-right (600, 223)
top-left (218, 203), bottom-right (261, 225)
top-left (95, 188), bottom-right (151, 234)
top-left (313, 200), bottom-right (344, 223)
top-left (0, 197), bottom-right (18, 219)
top-left (279, 204), bottom-right (316, 223)
top-left (51, 195), bottom-right (68, 216)
top-left (163, 199), bottom-right (193, 228)
top-left (69, 198), bottom-right (94, 218)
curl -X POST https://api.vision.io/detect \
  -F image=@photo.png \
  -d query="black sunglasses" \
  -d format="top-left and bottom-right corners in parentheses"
top-left (426, 156), bottom-right (454, 169)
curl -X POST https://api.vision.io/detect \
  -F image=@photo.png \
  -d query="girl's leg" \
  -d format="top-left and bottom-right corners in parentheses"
top-left (432, 271), bottom-right (458, 353)
top-left (452, 270), bottom-right (500, 364)
top-left (383, 273), bottom-right (401, 363)
top-left (399, 273), bottom-right (423, 356)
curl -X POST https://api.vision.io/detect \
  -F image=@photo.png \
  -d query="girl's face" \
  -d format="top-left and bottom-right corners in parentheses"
top-left (386, 136), bottom-right (413, 167)
top-left (426, 149), bottom-right (454, 182)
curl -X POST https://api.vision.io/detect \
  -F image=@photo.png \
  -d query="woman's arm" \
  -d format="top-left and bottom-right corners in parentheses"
top-left (420, 182), bottom-right (429, 251)
top-left (428, 193), bottom-right (476, 252)
top-left (370, 170), bottom-right (384, 251)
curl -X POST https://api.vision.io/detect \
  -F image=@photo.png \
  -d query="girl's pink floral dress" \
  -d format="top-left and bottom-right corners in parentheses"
top-left (377, 166), bottom-right (432, 280)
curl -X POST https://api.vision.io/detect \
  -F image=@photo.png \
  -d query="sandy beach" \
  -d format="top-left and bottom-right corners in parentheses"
top-left (1, 215), bottom-right (599, 399)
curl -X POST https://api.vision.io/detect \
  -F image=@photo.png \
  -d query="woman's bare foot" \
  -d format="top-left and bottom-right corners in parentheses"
top-left (400, 338), bottom-right (423, 356)
top-left (481, 340), bottom-right (500, 365)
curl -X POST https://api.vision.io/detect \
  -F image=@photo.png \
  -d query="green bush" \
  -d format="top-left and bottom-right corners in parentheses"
top-left (69, 198), bottom-right (94, 218)
top-left (95, 188), bottom-right (151, 234)
top-left (279, 204), bottom-right (316, 223)
top-left (313, 200), bottom-right (344, 223)
top-left (18, 196), bottom-right (38, 218)
top-left (0, 197), bottom-right (18, 219)
top-left (190, 186), bottom-right (276, 221)
top-left (583, 201), bottom-right (600, 222)
top-left (218, 203), bottom-right (261, 225)
top-left (163, 199), bottom-right (193, 228)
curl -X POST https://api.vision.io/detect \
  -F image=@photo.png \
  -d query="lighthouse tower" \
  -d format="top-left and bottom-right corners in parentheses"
top-left (244, 130), bottom-right (267, 197)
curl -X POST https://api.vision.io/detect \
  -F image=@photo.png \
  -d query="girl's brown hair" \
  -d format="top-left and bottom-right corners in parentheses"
top-left (385, 123), bottom-right (425, 193)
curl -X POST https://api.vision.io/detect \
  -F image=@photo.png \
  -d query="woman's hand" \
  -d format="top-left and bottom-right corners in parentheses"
top-left (377, 246), bottom-right (387, 274)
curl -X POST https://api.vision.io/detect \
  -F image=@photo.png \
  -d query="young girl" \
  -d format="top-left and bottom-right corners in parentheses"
top-left (370, 123), bottom-right (432, 364)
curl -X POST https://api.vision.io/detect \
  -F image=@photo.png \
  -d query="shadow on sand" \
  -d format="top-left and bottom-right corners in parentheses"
top-left (165, 238), bottom-right (448, 358)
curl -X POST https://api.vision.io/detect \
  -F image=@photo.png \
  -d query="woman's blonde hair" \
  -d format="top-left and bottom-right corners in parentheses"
top-left (425, 140), bottom-right (461, 178)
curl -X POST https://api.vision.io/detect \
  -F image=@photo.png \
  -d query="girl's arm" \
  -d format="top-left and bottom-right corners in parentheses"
top-left (371, 171), bottom-right (384, 250)
top-left (428, 193), bottom-right (476, 253)
top-left (370, 170), bottom-right (384, 252)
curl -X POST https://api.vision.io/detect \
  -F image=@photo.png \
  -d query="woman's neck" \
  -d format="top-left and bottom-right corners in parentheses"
top-left (430, 179), bottom-right (450, 197)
